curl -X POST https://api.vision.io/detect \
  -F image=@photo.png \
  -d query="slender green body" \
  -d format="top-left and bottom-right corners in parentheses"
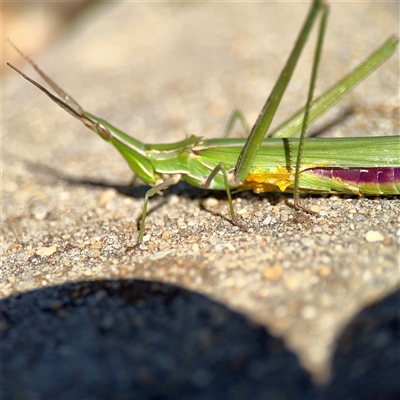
top-left (89, 114), bottom-right (400, 196)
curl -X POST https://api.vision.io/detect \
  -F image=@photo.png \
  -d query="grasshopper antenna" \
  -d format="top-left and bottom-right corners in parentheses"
top-left (7, 40), bottom-right (112, 141)
top-left (7, 40), bottom-right (83, 116)
top-left (7, 61), bottom-right (85, 121)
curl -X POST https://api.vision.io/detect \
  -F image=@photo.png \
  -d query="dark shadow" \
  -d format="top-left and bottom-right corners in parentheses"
top-left (320, 289), bottom-right (400, 400)
top-left (1, 279), bottom-right (315, 400)
top-left (21, 155), bottom-right (283, 206)
top-left (2, 282), bottom-right (399, 399)
top-left (22, 158), bottom-right (149, 199)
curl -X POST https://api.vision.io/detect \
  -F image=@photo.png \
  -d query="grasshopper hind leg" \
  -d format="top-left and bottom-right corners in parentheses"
top-left (293, 1), bottom-right (329, 216)
top-left (223, 109), bottom-right (251, 138)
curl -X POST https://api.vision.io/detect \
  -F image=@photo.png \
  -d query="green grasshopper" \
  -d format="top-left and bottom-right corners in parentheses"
top-left (8, 0), bottom-right (399, 243)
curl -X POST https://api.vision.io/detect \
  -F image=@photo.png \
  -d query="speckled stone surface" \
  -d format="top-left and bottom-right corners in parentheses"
top-left (2, 2), bottom-right (399, 398)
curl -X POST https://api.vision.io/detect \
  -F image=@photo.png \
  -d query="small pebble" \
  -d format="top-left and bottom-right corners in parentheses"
top-left (161, 230), bottom-right (170, 240)
top-left (36, 246), bottom-right (57, 256)
top-left (237, 208), bottom-right (248, 215)
top-left (262, 216), bottom-right (272, 225)
top-left (142, 234), bottom-right (151, 242)
top-left (301, 305), bottom-right (317, 320)
top-left (87, 249), bottom-right (101, 258)
top-left (33, 209), bottom-right (48, 221)
top-left (295, 214), bottom-right (309, 223)
top-left (280, 213), bottom-right (289, 222)
top-left (263, 265), bottom-right (283, 281)
top-left (98, 189), bottom-right (117, 206)
top-left (155, 219), bottom-right (165, 227)
top-left (58, 191), bottom-right (71, 201)
top-left (226, 243), bottom-right (236, 251)
top-left (203, 197), bottom-right (219, 207)
top-left (301, 237), bottom-right (314, 247)
top-left (365, 230), bottom-right (384, 242)
top-left (192, 244), bottom-right (200, 252)
top-left (167, 194), bottom-right (180, 205)
top-left (319, 266), bottom-right (331, 277)
top-left (310, 205), bottom-right (320, 213)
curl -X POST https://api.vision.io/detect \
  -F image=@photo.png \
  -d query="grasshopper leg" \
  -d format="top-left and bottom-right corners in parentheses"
top-left (204, 163), bottom-right (246, 230)
top-left (293, 2), bottom-right (329, 215)
top-left (138, 174), bottom-right (181, 243)
top-left (223, 109), bottom-right (251, 138)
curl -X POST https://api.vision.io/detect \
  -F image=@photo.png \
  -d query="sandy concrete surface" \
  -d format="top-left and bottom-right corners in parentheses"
top-left (2, 2), bottom-right (399, 399)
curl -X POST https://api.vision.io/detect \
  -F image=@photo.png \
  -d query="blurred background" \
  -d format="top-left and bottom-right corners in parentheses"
top-left (3, 1), bottom-right (97, 74)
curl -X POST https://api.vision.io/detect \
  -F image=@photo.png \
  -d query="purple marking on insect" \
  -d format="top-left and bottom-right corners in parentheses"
top-left (360, 168), bottom-right (377, 185)
top-left (308, 167), bottom-right (400, 194)
top-left (333, 168), bottom-right (360, 183)
top-left (394, 168), bottom-right (400, 186)
top-left (377, 168), bottom-right (393, 185)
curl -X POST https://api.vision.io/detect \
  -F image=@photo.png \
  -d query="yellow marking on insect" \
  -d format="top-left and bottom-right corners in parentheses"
top-left (245, 166), bottom-right (293, 193)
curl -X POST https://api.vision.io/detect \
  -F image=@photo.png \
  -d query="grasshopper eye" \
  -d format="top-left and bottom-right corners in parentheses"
top-left (95, 122), bottom-right (113, 141)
